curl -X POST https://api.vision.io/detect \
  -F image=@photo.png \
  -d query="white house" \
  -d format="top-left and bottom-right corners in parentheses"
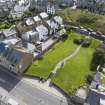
top-left (36, 25), bottom-right (48, 41)
top-left (46, 19), bottom-right (59, 34)
top-left (53, 16), bottom-right (63, 26)
top-left (22, 30), bottom-right (39, 43)
top-left (33, 16), bottom-right (42, 26)
top-left (25, 18), bottom-right (35, 26)
top-left (39, 12), bottom-right (49, 20)
top-left (1, 27), bottom-right (18, 39)
top-left (10, 0), bottom-right (30, 19)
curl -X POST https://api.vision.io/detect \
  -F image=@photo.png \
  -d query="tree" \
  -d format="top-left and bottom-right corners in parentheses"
top-left (91, 43), bottom-right (105, 71)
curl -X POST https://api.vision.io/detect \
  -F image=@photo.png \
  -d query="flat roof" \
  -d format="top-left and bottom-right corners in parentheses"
top-left (33, 16), bottom-right (41, 22)
top-left (2, 38), bottom-right (20, 45)
top-left (40, 12), bottom-right (48, 19)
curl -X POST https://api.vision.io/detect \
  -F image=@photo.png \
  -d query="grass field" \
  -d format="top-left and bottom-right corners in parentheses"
top-left (25, 32), bottom-right (83, 78)
top-left (25, 31), bottom-right (101, 94)
top-left (52, 38), bottom-right (101, 94)
top-left (57, 8), bottom-right (105, 34)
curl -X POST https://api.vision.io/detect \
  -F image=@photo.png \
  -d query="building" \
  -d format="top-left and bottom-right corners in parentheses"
top-left (0, 0), bottom-right (16, 18)
top-left (39, 12), bottom-right (49, 21)
top-left (2, 38), bottom-right (22, 46)
top-left (10, 0), bottom-right (30, 19)
top-left (25, 18), bottom-right (35, 26)
top-left (33, 16), bottom-right (42, 26)
top-left (22, 30), bottom-right (39, 43)
top-left (46, 19), bottom-right (59, 34)
top-left (0, 27), bottom-right (18, 40)
top-left (36, 25), bottom-right (49, 41)
top-left (0, 42), bottom-right (33, 74)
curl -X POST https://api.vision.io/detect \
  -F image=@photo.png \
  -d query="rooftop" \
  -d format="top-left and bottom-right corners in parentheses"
top-left (33, 16), bottom-right (41, 22)
top-left (26, 18), bottom-right (35, 26)
top-left (2, 38), bottom-right (21, 45)
top-left (3, 27), bottom-right (17, 37)
top-left (40, 12), bottom-right (49, 19)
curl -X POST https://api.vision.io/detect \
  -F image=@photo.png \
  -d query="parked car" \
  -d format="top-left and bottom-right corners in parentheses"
top-left (96, 31), bottom-right (103, 36)
top-left (90, 31), bottom-right (97, 36)
top-left (79, 28), bottom-right (89, 35)
top-left (87, 28), bottom-right (94, 32)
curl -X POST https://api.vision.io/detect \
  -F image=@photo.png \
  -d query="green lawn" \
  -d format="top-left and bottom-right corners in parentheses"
top-left (25, 31), bottom-right (101, 94)
top-left (52, 39), bottom-right (101, 94)
top-left (25, 32), bottom-right (83, 78)
top-left (101, 77), bottom-right (105, 84)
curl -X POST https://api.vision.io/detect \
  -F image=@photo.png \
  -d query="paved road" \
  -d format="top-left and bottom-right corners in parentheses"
top-left (0, 66), bottom-right (69, 105)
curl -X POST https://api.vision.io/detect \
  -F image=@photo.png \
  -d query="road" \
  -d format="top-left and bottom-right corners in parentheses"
top-left (0, 66), bottom-right (69, 105)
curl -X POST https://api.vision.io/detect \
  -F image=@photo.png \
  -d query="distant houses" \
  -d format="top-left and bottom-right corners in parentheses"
top-left (0, 12), bottom-right (66, 74)
top-left (0, 0), bottom-right (16, 18)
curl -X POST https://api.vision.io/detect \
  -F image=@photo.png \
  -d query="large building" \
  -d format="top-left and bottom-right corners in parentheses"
top-left (0, 42), bottom-right (33, 74)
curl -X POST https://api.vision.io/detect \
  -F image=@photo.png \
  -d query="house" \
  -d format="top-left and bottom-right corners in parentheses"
top-left (2, 38), bottom-right (22, 46)
top-left (33, 16), bottom-right (42, 26)
top-left (53, 16), bottom-right (63, 26)
top-left (10, 0), bottom-right (30, 19)
top-left (46, 19), bottom-right (59, 34)
top-left (55, 28), bottom-right (66, 38)
top-left (39, 12), bottom-right (49, 21)
top-left (0, 42), bottom-right (33, 74)
top-left (36, 25), bottom-right (48, 41)
top-left (22, 30), bottom-right (39, 43)
top-left (1, 27), bottom-right (18, 39)
top-left (0, 0), bottom-right (16, 18)
top-left (25, 18), bottom-right (35, 26)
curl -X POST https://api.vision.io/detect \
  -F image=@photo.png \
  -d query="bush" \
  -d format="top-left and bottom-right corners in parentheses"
top-left (86, 74), bottom-right (94, 84)
top-left (82, 40), bottom-right (91, 47)
top-left (60, 34), bottom-right (68, 41)
top-left (74, 39), bottom-right (84, 45)
top-left (91, 43), bottom-right (105, 71)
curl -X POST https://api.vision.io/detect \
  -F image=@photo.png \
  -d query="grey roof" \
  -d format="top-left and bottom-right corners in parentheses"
top-left (0, 42), bottom-right (22, 65)
top-left (3, 28), bottom-right (17, 37)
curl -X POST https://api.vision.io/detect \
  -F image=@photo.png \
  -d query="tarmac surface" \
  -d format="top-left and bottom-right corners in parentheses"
top-left (0, 66), bottom-right (69, 105)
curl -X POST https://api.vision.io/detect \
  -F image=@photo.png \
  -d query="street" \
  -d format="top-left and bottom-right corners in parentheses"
top-left (0, 66), bottom-right (69, 105)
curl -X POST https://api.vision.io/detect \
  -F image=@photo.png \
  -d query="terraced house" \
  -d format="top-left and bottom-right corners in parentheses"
top-left (0, 43), bottom-right (33, 74)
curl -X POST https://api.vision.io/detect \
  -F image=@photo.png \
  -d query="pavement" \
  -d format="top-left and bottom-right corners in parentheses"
top-left (23, 78), bottom-right (67, 99)
top-left (0, 66), bottom-right (69, 105)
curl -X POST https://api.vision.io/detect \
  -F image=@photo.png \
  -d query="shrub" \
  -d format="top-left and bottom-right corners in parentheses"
top-left (74, 39), bottom-right (84, 45)
top-left (86, 74), bottom-right (94, 84)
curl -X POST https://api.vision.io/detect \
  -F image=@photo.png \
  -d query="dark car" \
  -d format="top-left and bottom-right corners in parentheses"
top-left (96, 31), bottom-right (103, 36)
